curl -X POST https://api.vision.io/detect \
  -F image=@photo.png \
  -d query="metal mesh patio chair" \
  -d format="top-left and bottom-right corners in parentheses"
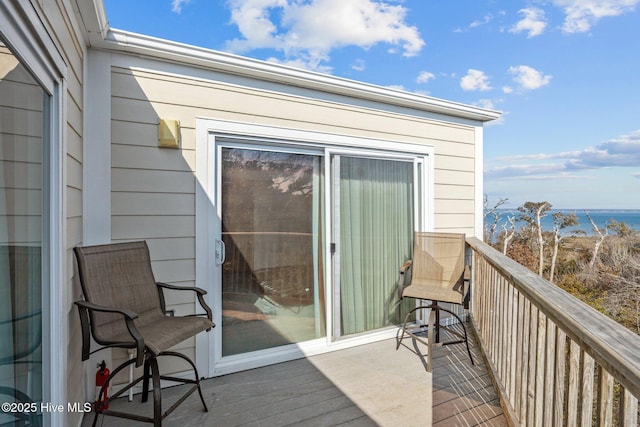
top-left (396, 232), bottom-right (474, 371)
top-left (73, 241), bottom-right (214, 426)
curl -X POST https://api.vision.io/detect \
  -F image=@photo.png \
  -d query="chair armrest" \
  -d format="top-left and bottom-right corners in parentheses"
top-left (156, 282), bottom-right (213, 325)
top-left (397, 260), bottom-right (413, 300)
top-left (74, 300), bottom-right (145, 366)
top-left (74, 300), bottom-right (138, 319)
top-left (399, 260), bottom-right (413, 274)
top-left (157, 281), bottom-right (207, 295)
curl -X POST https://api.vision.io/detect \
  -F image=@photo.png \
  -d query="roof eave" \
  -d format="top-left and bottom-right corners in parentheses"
top-left (95, 28), bottom-right (502, 123)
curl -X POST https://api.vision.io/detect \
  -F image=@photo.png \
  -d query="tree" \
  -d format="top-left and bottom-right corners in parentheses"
top-left (586, 211), bottom-right (609, 271)
top-left (549, 212), bottom-right (579, 282)
top-left (518, 202), bottom-right (551, 276)
top-left (502, 214), bottom-right (517, 255)
top-left (483, 195), bottom-right (509, 243)
top-left (608, 220), bottom-right (637, 238)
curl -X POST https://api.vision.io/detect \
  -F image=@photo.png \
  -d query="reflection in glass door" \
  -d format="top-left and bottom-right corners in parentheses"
top-left (220, 147), bottom-right (325, 356)
top-left (0, 40), bottom-right (45, 422)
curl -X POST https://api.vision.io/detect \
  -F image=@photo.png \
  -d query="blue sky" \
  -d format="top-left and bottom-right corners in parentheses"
top-left (104, 0), bottom-right (640, 209)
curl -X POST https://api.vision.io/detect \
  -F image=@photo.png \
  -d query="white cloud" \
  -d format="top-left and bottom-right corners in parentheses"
top-left (171, 0), bottom-right (190, 13)
top-left (416, 71), bottom-right (435, 84)
top-left (509, 65), bottom-right (552, 90)
top-left (486, 130), bottom-right (640, 179)
top-left (225, 0), bottom-right (424, 72)
top-left (633, 172), bottom-right (640, 179)
top-left (510, 8), bottom-right (547, 38)
top-left (475, 99), bottom-right (496, 110)
top-left (502, 86), bottom-right (513, 94)
top-left (266, 55), bottom-right (333, 74)
top-left (351, 59), bottom-right (366, 72)
top-left (470, 14), bottom-right (494, 29)
top-left (552, 0), bottom-right (640, 33)
top-left (460, 69), bottom-right (492, 91)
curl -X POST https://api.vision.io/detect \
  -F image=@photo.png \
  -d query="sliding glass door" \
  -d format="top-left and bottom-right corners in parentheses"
top-left (332, 155), bottom-right (419, 338)
top-left (201, 122), bottom-right (431, 371)
top-left (219, 146), bottom-right (325, 356)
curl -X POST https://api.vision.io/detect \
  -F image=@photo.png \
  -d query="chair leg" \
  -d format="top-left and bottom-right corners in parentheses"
top-left (142, 359), bottom-right (151, 403)
top-left (396, 303), bottom-right (474, 367)
top-left (161, 350), bottom-right (209, 412)
top-left (427, 308), bottom-right (436, 371)
top-left (434, 301), bottom-right (441, 343)
top-left (150, 357), bottom-right (162, 427)
top-left (432, 305), bottom-right (475, 366)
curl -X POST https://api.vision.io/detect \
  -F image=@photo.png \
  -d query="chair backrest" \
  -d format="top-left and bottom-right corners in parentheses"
top-left (74, 241), bottom-right (163, 343)
top-left (412, 232), bottom-right (465, 286)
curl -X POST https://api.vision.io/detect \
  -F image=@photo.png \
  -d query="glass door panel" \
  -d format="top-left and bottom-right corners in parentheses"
top-left (220, 147), bottom-right (325, 356)
top-left (335, 156), bottom-right (416, 337)
top-left (0, 40), bottom-right (44, 422)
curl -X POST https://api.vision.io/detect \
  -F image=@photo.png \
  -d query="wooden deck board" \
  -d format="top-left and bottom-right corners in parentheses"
top-left (82, 325), bottom-right (506, 426)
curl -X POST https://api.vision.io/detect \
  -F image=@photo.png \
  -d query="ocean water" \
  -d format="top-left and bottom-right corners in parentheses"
top-left (489, 209), bottom-right (640, 236)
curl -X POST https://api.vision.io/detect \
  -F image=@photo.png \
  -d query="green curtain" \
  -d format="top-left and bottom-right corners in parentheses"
top-left (339, 157), bottom-right (415, 336)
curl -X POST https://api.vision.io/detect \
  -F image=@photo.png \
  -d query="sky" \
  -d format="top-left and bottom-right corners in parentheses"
top-left (103, 0), bottom-right (640, 210)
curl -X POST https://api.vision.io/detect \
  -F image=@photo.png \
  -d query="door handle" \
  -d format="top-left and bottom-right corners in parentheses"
top-left (215, 238), bottom-right (226, 265)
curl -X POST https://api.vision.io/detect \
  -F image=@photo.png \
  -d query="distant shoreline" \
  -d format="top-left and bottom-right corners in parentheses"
top-left (491, 209), bottom-right (640, 235)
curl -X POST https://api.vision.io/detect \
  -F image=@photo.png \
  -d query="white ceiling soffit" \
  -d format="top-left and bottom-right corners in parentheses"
top-left (91, 23), bottom-right (501, 122)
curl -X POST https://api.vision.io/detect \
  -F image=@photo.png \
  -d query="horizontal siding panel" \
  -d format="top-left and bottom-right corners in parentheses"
top-left (112, 215), bottom-right (194, 240)
top-left (67, 91), bottom-right (82, 137)
top-left (112, 168), bottom-right (195, 193)
top-left (434, 184), bottom-right (475, 200)
top-left (112, 192), bottom-right (194, 216)
top-left (145, 237), bottom-right (195, 261)
top-left (111, 119), bottom-right (157, 147)
top-left (435, 199), bottom-right (476, 215)
top-left (66, 216), bottom-right (83, 248)
top-left (436, 155), bottom-right (475, 172)
top-left (67, 187), bottom-right (82, 218)
top-left (66, 156), bottom-right (82, 190)
top-left (434, 169), bottom-right (475, 186)
top-left (433, 141), bottom-right (475, 158)
top-left (66, 128), bottom-right (82, 164)
top-left (112, 144), bottom-right (195, 171)
top-left (434, 213), bottom-right (476, 230)
top-left (151, 259), bottom-right (195, 283)
top-left (111, 97), bottom-right (159, 124)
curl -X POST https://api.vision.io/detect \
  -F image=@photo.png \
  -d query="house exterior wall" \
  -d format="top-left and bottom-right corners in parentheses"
top-left (107, 53), bottom-right (481, 373)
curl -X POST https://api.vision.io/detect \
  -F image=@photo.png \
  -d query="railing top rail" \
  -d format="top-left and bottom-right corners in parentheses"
top-left (466, 236), bottom-right (640, 397)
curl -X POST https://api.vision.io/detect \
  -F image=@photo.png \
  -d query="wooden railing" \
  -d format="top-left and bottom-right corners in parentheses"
top-left (466, 237), bottom-right (640, 427)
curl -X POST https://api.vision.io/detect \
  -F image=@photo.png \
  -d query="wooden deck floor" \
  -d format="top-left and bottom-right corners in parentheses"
top-left (82, 326), bottom-right (506, 426)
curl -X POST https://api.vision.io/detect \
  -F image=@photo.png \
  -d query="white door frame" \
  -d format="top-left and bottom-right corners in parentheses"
top-left (0, 2), bottom-right (67, 425)
top-left (195, 118), bottom-right (434, 378)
